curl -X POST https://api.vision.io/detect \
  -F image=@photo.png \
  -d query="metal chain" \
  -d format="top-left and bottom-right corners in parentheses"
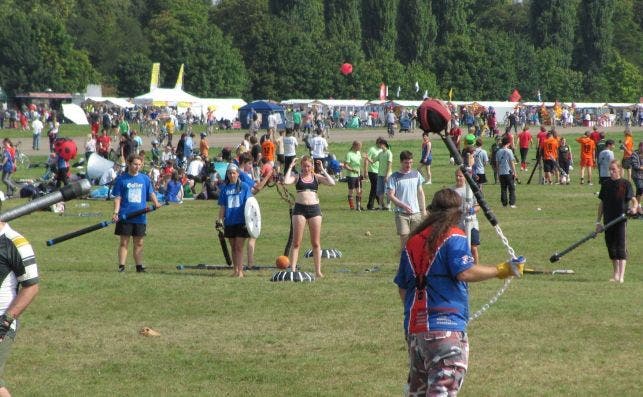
top-left (275, 182), bottom-right (295, 208)
top-left (469, 224), bottom-right (518, 322)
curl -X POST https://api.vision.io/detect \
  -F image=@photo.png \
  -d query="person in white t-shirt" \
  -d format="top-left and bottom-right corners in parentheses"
top-left (282, 128), bottom-right (298, 174)
top-left (32, 118), bottom-right (44, 150)
top-left (310, 129), bottom-right (328, 173)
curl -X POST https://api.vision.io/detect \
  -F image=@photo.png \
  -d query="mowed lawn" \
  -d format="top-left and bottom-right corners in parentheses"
top-left (1, 129), bottom-right (641, 396)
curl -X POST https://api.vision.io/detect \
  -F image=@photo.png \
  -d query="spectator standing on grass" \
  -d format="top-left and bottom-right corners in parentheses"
top-left (112, 154), bottom-right (162, 273)
top-left (542, 132), bottom-right (559, 184)
top-left (621, 129), bottom-right (634, 181)
top-left (489, 135), bottom-right (502, 184)
top-left (631, 142), bottom-right (643, 215)
top-left (517, 126), bottom-right (532, 171)
top-left (31, 116), bottom-right (43, 151)
top-left (84, 134), bottom-right (96, 163)
top-left (387, 150), bottom-right (426, 249)
top-left (596, 160), bottom-right (638, 283)
top-left (417, 132), bottom-right (432, 185)
top-left (1, 139), bottom-right (17, 198)
top-left (376, 139), bottom-right (393, 210)
top-left (557, 137), bottom-right (572, 184)
top-left (282, 128), bottom-right (298, 175)
top-left (496, 135), bottom-right (517, 208)
top-left (343, 141), bottom-right (363, 211)
top-left (0, 219), bottom-right (40, 397)
top-left (452, 168), bottom-right (481, 264)
top-left (598, 140), bottom-right (615, 185)
top-left (576, 131), bottom-right (596, 185)
top-left (364, 138), bottom-right (382, 210)
top-left (394, 188), bottom-right (524, 397)
top-left (310, 128), bottom-right (328, 172)
top-left (472, 138), bottom-right (489, 190)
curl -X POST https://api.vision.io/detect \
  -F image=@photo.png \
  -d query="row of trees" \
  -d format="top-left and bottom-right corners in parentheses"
top-left (0, 0), bottom-right (641, 102)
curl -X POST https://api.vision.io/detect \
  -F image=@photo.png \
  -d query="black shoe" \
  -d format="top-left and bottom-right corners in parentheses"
top-left (118, 265), bottom-right (125, 273)
top-left (136, 265), bottom-right (147, 273)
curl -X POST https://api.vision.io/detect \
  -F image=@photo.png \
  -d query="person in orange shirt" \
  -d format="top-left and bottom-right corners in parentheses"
top-left (260, 129), bottom-right (276, 166)
top-left (576, 130), bottom-right (596, 185)
top-left (542, 132), bottom-right (559, 184)
top-left (621, 129), bottom-right (634, 180)
top-left (199, 132), bottom-right (209, 159)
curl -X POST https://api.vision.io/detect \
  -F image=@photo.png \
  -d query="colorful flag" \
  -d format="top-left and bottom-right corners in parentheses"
top-left (174, 64), bottom-right (185, 90)
top-left (414, 81), bottom-right (420, 93)
top-left (396, 86), bottom-right (401, 98)
top-left (537, 90), bottom-right (542, 102)
top-left (423, 90), bottom-right (428, 99)
top-left (448, 88), bottom-right (453, 101)
top-left (150, 63), bottom-right (160, 91)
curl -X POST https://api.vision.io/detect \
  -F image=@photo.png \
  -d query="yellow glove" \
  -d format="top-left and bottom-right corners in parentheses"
top-left (496, 256), bottom-right (525, 279)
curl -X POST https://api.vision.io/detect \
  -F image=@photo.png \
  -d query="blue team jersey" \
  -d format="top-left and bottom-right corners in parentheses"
top-left (394, 226), bottom-right (474, 334)
top-left (218, 181), bottom-right (252, 226)
top-left (112, 172), bottom-right (154, 224)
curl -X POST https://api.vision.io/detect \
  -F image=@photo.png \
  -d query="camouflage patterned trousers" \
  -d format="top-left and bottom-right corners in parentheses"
top-left (407, 331), bottom-right (469, 397)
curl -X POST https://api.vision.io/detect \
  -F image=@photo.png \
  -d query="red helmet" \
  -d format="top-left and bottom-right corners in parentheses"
top-left (417, 99), bottom-right (451, 133)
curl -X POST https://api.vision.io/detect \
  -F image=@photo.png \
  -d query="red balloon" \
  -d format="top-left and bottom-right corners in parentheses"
top-left (54, 138), bottom-right (78, 161)
top-left (340, 63), bottom-right (353, 76)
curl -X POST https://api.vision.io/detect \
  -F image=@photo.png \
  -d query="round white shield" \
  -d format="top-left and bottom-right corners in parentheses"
top-left (244, 196), bottom-right (261, 238)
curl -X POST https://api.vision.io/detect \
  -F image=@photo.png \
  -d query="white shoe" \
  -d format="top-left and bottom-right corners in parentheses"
top-left (510, 205), bottom-right (516, 208)
top-left (424, 180), bottom-right (432, 185)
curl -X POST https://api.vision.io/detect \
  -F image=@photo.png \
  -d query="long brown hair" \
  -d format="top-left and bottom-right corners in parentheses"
top-left (410, 189), bottom-right (463, 252)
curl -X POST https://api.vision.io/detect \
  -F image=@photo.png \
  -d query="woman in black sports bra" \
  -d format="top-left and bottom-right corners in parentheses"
top-left (284, 155), bottom-right (336, 277)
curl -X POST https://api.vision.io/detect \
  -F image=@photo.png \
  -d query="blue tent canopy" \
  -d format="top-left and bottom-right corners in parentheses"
top-left (238, 101), bottom-right (286, 130)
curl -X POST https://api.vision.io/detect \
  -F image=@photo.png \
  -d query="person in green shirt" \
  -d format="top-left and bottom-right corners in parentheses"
top-left (343, 140), bottom-right (363, 210)
top-left (364, 138), bottom-right (383, 210)
top-left (118, 116), bottom-right (130, 137)
top-left (292, 109), bottom-right (302, 137)
top-left (376, 138), bottom-right (393, 210)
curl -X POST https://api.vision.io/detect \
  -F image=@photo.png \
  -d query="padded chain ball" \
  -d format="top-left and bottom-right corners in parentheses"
top-left (275, 255), bottom-right (290, 269)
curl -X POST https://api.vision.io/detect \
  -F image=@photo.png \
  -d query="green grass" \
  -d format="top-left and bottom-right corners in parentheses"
top-left (0, 130), bottom-right (641, 396)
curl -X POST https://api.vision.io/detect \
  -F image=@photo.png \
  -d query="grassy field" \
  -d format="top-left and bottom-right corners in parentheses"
top-left (0, 130), bottom-right (641, 396)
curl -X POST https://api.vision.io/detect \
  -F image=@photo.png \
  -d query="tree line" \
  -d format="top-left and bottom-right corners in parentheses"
top-left (0, 0), bottom-right (641, 102)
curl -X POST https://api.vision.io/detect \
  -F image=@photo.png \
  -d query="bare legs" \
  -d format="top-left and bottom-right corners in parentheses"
top-left (611, 259), bottom-right (627, 283)
top-left (289, 215), bottom-right (324, 278)
top-left (229, 237), bottom-right (247, 277)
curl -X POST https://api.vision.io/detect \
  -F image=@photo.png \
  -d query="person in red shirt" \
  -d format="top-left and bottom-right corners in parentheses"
top-left (517, 127), bottom-right (533, 171)
top-left (589, 126), bottom-right (601, 143)
top-left (449, 124), bottom-right (462, 151)
top-left (97, 129), bottom-right (111, 159)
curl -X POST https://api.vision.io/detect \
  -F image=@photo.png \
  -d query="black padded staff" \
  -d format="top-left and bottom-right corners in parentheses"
top-left (549, 214), bottom-right (627, 263)
top-left (0, 179), bottom-right (91, 222)
top-left (437, 132), bottom-right (499, 227)
top-left (46, 205), bottom-right (160, 246)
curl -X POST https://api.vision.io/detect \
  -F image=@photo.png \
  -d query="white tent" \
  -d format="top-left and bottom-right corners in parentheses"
top-left (133, 88), bottom-right (201, 107)
top-left (198, 98), bottom-right (247, 121)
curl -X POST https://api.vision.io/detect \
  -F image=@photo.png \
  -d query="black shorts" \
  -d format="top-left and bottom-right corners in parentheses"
top-left (622, 157), bottom-right (632, 169)
top-left (277, 154), bottom-right (285, 164)
top-left (115, 222), bottom-right (147, 237)
top-left (224, 224), bottom-right (249, 238)
top-left (475, 174), bottom-right (487, 184)
top-left (635, 178), bottom-right (643, 196)
top-left (604, 221), bottom-right (627, 260)
top-left (346, 176), bottom-right (361, 190)
top-left (292, 203), bottom-right (322, 219)
top-left (543, 159), bottom-right (556, 172)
